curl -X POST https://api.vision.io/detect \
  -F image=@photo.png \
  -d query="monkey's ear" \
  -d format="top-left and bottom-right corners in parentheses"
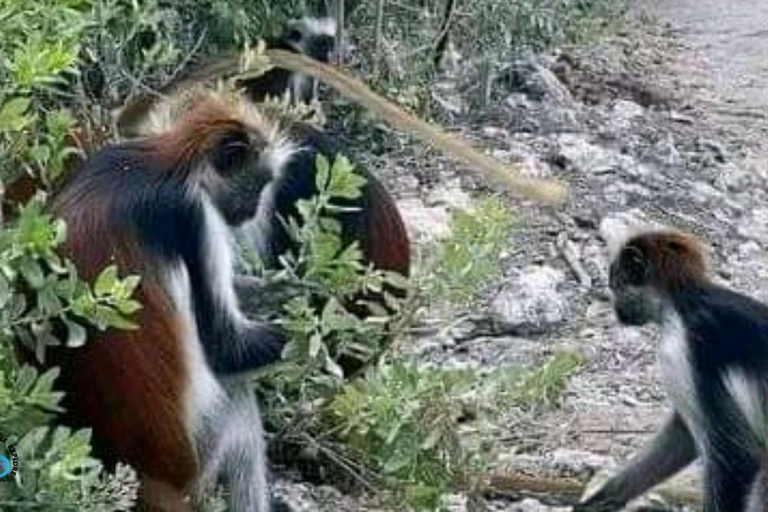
top-left (210, 129), bottom-right (250, 173)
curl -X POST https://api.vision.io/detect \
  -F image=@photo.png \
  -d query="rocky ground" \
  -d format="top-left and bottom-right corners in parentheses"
top-left (275, 1), bottom-right (768, 510)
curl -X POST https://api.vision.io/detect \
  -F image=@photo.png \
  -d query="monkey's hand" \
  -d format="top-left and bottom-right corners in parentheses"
top-left (242, 322), bottom-right (286, 368)
top-left (573, 492), bottom-right (626, 512)
top-left (573, 473), bottom-right (627, 512)
top-left (213, 322), bottom-right (287, 376)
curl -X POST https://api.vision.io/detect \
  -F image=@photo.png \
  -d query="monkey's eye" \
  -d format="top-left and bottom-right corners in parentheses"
top-left (211, 130), bottom-right (250, 174)
top-left (285, 29), bottom-right (303, 43)
top-left (619, 247), bottom-right (649, 286)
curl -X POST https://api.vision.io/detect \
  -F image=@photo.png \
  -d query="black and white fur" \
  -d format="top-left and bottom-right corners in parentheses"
top-left (50, 94), bottom-right (299, 511)
top-left (576, 229), bottom-right (768, 512)
top-left (239, 17), bottom-right (337, 105)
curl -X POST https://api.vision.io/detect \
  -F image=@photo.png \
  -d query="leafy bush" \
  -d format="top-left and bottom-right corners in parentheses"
top-left (422, 196), bottom-right (514, 309)
top-left (250, 154), bottom-right (579, 510)
top-left (328, 362), bottom-right (476, 509)
top-left (0, 201), bottom-right (142, 510)
top-left (347, 0), bottom-right (626, 111)
top-left (254, 154), bottom-right (408, 436)
top-left (0, 3), bottom-right (144, 508)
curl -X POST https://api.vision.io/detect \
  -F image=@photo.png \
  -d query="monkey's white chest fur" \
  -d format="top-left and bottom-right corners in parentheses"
top-left (658, 310), bottom-right (706, 447)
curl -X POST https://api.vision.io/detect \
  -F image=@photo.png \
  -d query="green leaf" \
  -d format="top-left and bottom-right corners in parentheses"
top-left (19, 257), bottom-right (45, 289)
top-left (0, 273), bottom-right (11, 309)
top-left (63, 319), bottom-right (88, 348)
top-left (308, 333), bottom-right (323, 358)
top-left (314, 153), bottom-right (331, 191)
top-left (97, 306), bottom-right (139, 331)
top-left (94, 265), bottom-right (119, 297)
top-left (116, 299), bottom-right (142, 315)
top-left (0, 97), bottom-right (32, 132)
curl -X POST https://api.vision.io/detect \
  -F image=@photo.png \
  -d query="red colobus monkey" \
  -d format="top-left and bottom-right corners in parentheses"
top-left (39, 93), bottom-right (296, 511)
top-left (237, 17), bottom-right (337, 105)
top-left (240, 120), bottom-right (410, 283)
top-left (132, 91), bottom-right (410, 322)
top-left (118, 15), bottom-right (411, 294)
top-left (576, 230), bottom-right (767, 512)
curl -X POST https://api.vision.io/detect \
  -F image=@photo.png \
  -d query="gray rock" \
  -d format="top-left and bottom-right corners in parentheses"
top-left (609, 99), bottom-right (645, 131)
top-left (556, 134), bottom-right (635, 175)
top-left (507, 59), bottom-right (576, 108)
top-left (439, 493), bottom-right (469, 512)
top-left (491, 265), bottom-right (569, 334)
top-left (491, 145), bottom-right (553, 178)
top-left (548, 448), bottom-right (616, 477)
top-left (396, 197), bottom-right (452, 243)
top-left (426, 179), bottom-right (474, 210)
top-left (650, 133), bottom-right (683, 167)
top-left (737, 207), bottom-right (768, 244)
top-left (503, 498), bottom-right (570, 512)
top-left (539, 106), bottom-right (583, 134)
top-left (713, 162), bottom-right (758, 192)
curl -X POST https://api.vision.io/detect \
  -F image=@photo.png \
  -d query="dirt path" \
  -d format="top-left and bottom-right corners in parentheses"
top-left (648, 0), bottom-right (768, 147)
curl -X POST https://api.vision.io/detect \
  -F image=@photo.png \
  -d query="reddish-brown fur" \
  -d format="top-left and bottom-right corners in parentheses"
top-left (363, 176), bottom-right (410, 278)
top-left (148, 96), bottom-right (263, 173)
top-left (624, 231), bottom-right (708, 290)
top-left (36, 96), bottom-right (261, 510)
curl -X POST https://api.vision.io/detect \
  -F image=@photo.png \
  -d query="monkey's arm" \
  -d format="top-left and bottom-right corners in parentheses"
top-left (190, 266), bottom-right (286, 375)
top-left (575, 413), bottom-right (697, 512)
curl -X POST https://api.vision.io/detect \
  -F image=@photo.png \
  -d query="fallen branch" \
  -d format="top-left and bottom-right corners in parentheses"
top-left (485, 472), bottom-right (702, 508)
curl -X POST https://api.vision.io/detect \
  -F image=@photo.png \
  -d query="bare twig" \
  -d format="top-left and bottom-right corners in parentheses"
top-left (557, 234), bottom-right (592, 288)
top-left (432, 0), bottom-right (457, 69)
top-left (334, 0), bottom-right (345, 66)
top-left (373, 0), bottom-right (386, 76)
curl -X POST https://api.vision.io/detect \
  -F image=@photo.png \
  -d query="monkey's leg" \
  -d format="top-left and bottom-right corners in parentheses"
top-left (194, 389), bottom-right (270, 512)
top-left (746, 468), bottom-right (766, 512)
top-left (703, 449), bottom-right (761, 512)
top-left (575, 414), bottom-right (697, 512)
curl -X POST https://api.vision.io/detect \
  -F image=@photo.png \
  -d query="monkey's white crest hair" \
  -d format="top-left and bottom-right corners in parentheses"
top-left (599, 210), bottom-right (666, 259)
top-left (293, 16), bottom-right (338, 37)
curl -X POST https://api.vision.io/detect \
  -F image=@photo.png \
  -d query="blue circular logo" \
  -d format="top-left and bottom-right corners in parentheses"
top-left (0, 455), bottom-right (10, 478)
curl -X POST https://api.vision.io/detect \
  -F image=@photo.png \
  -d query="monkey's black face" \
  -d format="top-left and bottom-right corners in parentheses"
top-left (283, 20), bottom-right (336, 63)
top-left (609, 246), bottom-right (662, 326)
top-left (611, 287), bottom-right (660, 326)
top-left (205, 129), bottom-right (275, 226)
top-left (304, 35), bottom-right (335, 63)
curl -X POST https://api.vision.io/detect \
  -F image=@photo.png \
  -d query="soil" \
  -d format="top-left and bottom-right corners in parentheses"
top-left (274, 1), bottom-right (768, 510)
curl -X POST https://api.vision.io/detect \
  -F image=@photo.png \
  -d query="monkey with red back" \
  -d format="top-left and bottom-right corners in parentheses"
top-left (117, 15), bottom-right (411, 307)
top-left (37, 92), bottom-right (296, 511)
top-left (576, 229), bottom-right (767, 512)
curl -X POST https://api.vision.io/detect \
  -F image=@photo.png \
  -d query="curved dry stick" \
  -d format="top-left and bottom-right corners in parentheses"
top-left (261, 49), bottom-right (569, 205)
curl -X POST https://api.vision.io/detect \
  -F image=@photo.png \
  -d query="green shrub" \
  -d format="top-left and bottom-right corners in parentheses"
top-left (250, 154), bottom-right (580, 510)
top-left (0, 201), bottom-right (142, 510)
top-left (347, 0), bottom-right (626, 112)
top-left (422, 196), bottom-right (514, 310)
